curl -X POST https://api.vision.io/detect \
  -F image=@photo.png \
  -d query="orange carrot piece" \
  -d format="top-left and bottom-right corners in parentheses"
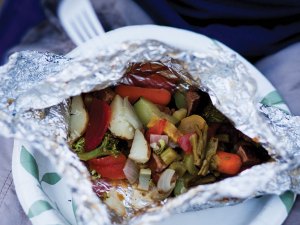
top-left (115, 85), bottom-right (171, 105)
top-left (216, 151), bottom-right (242, 175)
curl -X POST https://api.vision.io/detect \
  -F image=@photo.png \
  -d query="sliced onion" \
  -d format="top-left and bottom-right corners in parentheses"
top-left (157, 169), bottom-right (176, 193)
top-left (150, 134), bottom-right (168, 144)
top-left (123, 158), bottom-right (139, 184)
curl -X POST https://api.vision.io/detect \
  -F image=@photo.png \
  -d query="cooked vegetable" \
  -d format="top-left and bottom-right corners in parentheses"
top-left (160, 147), bottom-right (179, 166)
top-left (148, 153), bottom-right (167, 173)
top-left (163, 120), bottom-right (183, 143)
top-left (115, 85), bottom-right (171, 105)
top-left (77, 133), bottom-right (119, 161)
top-left (157, 169), bottom-right (176, 193)
top-left (146, 119), bottom-right (167, 141)
top-left (69, 95), bottom-right (89, 143)
top-left (88, 154), bottom-right (127, 180)
top-left (202, 103), bottom-right (227, 123)
top-left (190, 133), bottom-right (201, 166)
top-left (84, 99), bottom-right (111, 151)
top-left (109, 95), bottom-right (142, 140)
top-left (178, 115), bottom-right (207, 134)
top-left (169, 161), bottom-right (187, 177)
top-left (183, 154), bottom-right (199, 175)
top-left (138, 168), bottom-right (152, 191)
top-left (177, 133), bottom-right (195, 154)
top-left (185, 91), bottom-right (200, 115)
top-left (134, 97), bottom-right (177, 126)
top-left (72, 137), bottom-right (85, 154)
top-left (128, 129), bottom-right (151, 163)
top-left (213, 151), bottom-right (242, 175)
top-left (172, 108), bottom-right (187, 122)
top-left (149, 134), bottom-right (168, 155)
top-left (198, 137), bottom-right (218, 176)
top-left (174, 91), bottom-right (187, 109)
top-left (174, 178), bottom-right (187, 196)
top-left (123, 158), bottom-right (139, 184)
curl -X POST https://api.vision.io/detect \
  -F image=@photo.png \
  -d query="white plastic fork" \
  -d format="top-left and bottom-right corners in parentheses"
top-left (58, 0), bottom-right (105, 46)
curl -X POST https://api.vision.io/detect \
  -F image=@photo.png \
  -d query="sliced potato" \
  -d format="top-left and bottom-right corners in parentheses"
top-left (109, 95), bottom-right (142, 140)
top-left (69, 95), bottom-right (89, 143)
top-left (129, 129), bottom-right (151, 163)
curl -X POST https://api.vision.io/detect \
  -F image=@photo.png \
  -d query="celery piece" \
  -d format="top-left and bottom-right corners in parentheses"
top-left (169, 161), bottom-right (187, 177)
top-left (172, 108), bottom-right (187, 122)
top-left (134, 97), bottom-right (177, 126)
top-left (198, 137), bottom-right (218, 176)
top-left (174, 178), bottom-right (187, 196)
top-left (138, 168), bottom-right (152, 191)
top-left (174, 91), bottom-right (187, 109)
top-left (183, 154), bottom-right (199, 175)
top-left (190, 133), bottom-right (200, 166)
top-left (160, 147), bottom-right (179, 166)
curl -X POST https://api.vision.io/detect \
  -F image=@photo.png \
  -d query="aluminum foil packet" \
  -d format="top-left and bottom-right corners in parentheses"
top-left (1, 40), bottom-right (300, 225)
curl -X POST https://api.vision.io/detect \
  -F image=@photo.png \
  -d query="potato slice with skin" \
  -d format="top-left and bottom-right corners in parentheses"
top-left (129, 129), bottom-right (151, 163)
top-left (109, 95), bottom-right (142, 140)
top-left (69, 95), bottom-right (89, 143)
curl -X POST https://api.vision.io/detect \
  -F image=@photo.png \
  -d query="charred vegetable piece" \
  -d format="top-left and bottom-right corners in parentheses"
top-left (134, 97), bottom-right (177, 126)
top-left (123, 61), bottom-right (179, 92)
top-left (115, 85), bottom-right (171, 105)
top-left (202, 104), bottom-right (227, 123)
top-left (185, 91), bottom-right (200, 115)
top-left (109, 95), bottom-right (142, 140)
top-left (213, 151), bottom-right (242, 175)
top-left (84, 99), bottom-right (111, 151)
top-left (88, 154), bottom-right (127, 180)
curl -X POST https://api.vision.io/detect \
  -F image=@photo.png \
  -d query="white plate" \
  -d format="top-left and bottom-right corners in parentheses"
top-left (12, 25), bottom-right (295, 225)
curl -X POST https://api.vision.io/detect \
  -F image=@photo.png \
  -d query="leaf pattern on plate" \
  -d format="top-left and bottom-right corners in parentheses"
top-left (41, 173), bottom-right (62, 185)
top-left (280, 191), bottom-right (295, 213)
top-left (28, 200), bottom-right (53, 218)
top-left (260, 90), bottom-right (284, 106)
top-left (20, 146), bottom-right (39, 181)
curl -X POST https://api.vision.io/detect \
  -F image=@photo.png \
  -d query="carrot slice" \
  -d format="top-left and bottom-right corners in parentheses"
top-left (115, 85), bottom-right (171, 105)
top-left (215, 151), bottom-right (242, 175)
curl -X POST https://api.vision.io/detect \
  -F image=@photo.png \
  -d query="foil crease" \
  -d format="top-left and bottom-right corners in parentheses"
top-left (1, 40), bottom-right (300, 225)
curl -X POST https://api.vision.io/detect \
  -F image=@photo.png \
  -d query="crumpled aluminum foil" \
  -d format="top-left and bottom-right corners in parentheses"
top-left (1, 40), bottom-right (300, 225)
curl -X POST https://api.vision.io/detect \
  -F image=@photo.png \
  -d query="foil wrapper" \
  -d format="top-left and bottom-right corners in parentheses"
top-left (1, 40), bottom-right (300, 225)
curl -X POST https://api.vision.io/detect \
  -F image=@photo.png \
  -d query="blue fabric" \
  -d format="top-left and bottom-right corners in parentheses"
top-left (134, 0), bottom-right (300, 60)
top-left (0, 0), bottom-right (46, 63)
